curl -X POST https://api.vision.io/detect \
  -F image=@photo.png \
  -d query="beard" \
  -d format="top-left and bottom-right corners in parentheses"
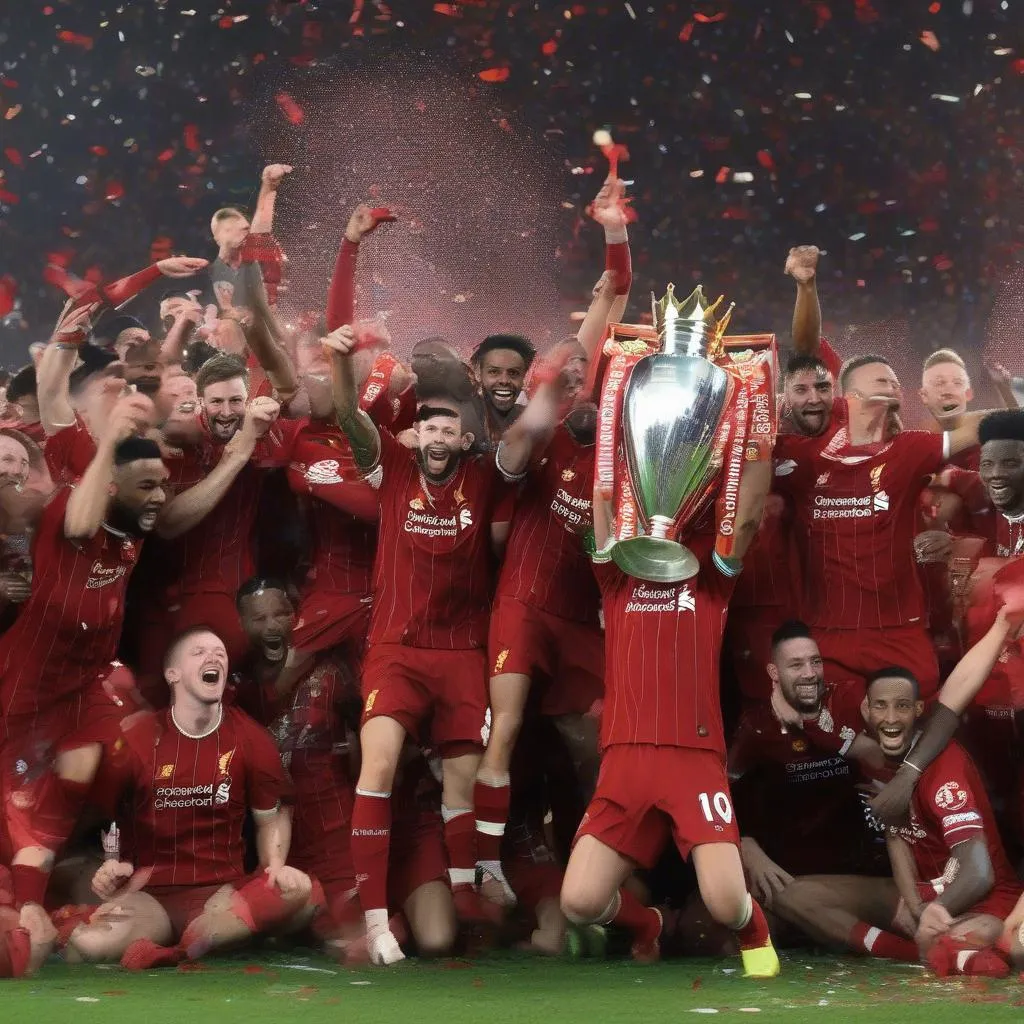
top-left (107, 497), bottom-right (157, 537)
top-left (417, 445), bottom-right (462, 482)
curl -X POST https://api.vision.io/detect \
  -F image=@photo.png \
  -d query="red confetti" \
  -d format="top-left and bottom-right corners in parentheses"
top-left (1013, 59), bottom-right (1024, 75)
top-left (183, 124), bottom-right (200, 152)
top-left (275, 92), bottom-right (304, 124)
top-left (920, 30), bottom-right (940, 52)
top-left (157, 148), bottom-right (175, 163)
top-left (105, 181), bottom-right (124, 201)
top-left (218, 16), bottom-right (234, 28)
top-left (812, 3), bottom-right (832, 29)
top-left (756, 149), bottom-right (775, 170)
top-left (56, 30), bottom-right (93, 50)
top-left (349, 0), bottom-right (365, 24)
top-left (679, 21), bottom-right (694, 42)
top-left (692, 977), bottom-right (702, 990)
top-left (433, 3), bottom-right (460, 15)
top-left (4, 147), bottom-right (23, 167)
top-left (693, 11), bottom-right (726, 23)
top-left (0, 78), bottom-right (18, 89)
top-left (0, 187), bottom-right (19, 204)
top-left (243, 965), bottom-right (266, 974)
top-left (89, 145), bottom-right (107, 156)
top-left (715, 165), bottom-right (731, 184)
top-left (541, 39), bottom-right (558, 56)
top-left (478, 67), bottom-right (510, 83)
top-left (928, 1), bottom-right (940, 11)
top-left (0, 276), bottom-right (15, 318)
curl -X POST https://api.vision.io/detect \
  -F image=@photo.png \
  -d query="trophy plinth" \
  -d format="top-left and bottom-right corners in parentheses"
top-left (611, 535), bottom-right (701, 582)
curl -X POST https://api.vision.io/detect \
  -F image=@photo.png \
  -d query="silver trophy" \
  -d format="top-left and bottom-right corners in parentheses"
top-left (611, 285), bottom-right (734, 583)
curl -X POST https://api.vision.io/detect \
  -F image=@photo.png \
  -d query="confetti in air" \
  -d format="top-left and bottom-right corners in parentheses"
top-left (252, 57), bottom-right (568, 360)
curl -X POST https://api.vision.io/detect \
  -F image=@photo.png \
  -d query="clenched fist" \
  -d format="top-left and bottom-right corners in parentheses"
top-left (785, 245), bottom-right (820, 285)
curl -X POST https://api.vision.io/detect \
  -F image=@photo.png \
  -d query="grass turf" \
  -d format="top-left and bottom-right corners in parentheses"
top-left (6, 952), bottom-right (1024, 1024)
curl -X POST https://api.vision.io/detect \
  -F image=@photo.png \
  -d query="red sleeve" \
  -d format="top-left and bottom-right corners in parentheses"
top-left (922, 746), bottom-right (985, 849)
top-left (252, 418), bottom-right (305, 469)
top-left (771, 433), bottom-right (818, 498)
top-left (240, 232), bottom-right (284, 303)
top-left (727, 711), bottom-right (763, 779)
top-left (100, 264), bottom-right (163, 307)
top-left (326, 238), bottom-right (359, 333)
top-left (895, 431), bottom-right (947, 484)
top-left (241, 714), bottom-right (289, 812)
top-left (43, 423), bottom-right (78, 481)
top-left (606, 239), bottom-right (632, 296)
top-left (818, 337), bottom-right (842, 378)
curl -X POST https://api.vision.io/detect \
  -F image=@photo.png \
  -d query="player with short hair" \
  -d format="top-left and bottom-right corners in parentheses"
top-left (772, 354), bottom-right (989, 697)
top-left (60, 626), bottom-right (318, 968)
top-left (469, 333), bottom-right (537, 449)
top-left (863, 663), bottom-right (1022, 976)
top-left (0, 398), bottom-right (165, 909)
top-left (324, 323), bottom-right (562, 964)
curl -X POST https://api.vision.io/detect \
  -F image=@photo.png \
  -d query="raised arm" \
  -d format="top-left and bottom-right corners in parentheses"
top-left (247, 283), bottom-right (299, 404)
top-left (65, 394), bottom-right (156, 540)
top-left (249, 164), bottom-right (292, 234)
top-left (784, 246), bottom-right (822, 356)
top-left (322, 325), bottom-right (381, 472)
top-left (155, 398), bottom-right (278, 539)
top-left (496, 354), bottom-right (568, 478)
top-left (325, 204), bottom-right (396, 333)
top-left (159, 298), bottom-right (204, 366)
top-left (870, 607), bottom-right (1015, 824)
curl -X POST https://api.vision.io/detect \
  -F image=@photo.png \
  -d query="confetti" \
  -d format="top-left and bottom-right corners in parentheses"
top-left (275, 92), bottom-right (305, 124)
top-left (478, 68), bottom-right (510, 82)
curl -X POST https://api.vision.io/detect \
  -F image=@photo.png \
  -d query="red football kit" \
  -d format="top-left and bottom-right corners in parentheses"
top-left (108, 704), bottom-right (287, 936)
top-left (361, 431), bottom-right (514, 751)
top-left (489, 424), bottom-right (603, 716)
top-left (889, 741), bottom-right (1021, 920)
top-left (576, 533), bottom-right (741, 867)
top-left (286, 419), bottom-right (378, 657)
top-left (43, 416), bottom-right (97, 486)
top-left (138, 417), bottom-right (303, 673)
top-left (728, 682), bottom-right (888, 876)
top-left (0, 488), bottom-right (143, 835)
top-left (773, 428), bottom-right (948, 696)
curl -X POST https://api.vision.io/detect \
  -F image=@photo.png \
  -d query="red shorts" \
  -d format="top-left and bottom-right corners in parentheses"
top-left (815, 623), bottom-right (939, 699)
top-left (576, 745), bottom-right (740, 868)
top-left (292, 590), bottom-right (371, 658)
top-left (969, 884), bottom-right (1023, 923)
top-left (488, 596), bottom-right (603, 717)
top-left (725, 609), bottom-right (786, 703)
top-left (145, 882), bottom-right (230, 940)
top-left (1, 665), bottom-right (139, 855)
top-left (361, 644), bottom-right (488, 755)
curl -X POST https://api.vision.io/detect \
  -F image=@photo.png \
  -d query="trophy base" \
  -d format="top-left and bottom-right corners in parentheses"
top-left (611, 536), bottom-right (700, 583)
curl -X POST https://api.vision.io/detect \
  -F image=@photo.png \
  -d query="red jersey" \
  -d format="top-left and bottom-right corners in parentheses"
top-left (728, 688), bottom-right (886, 876)
top-left (236, 656), bottom-right (357, 876)
top-left (0, 488), bottom-right (141, 716)
top-left (368, 432), bottom-right (512, 650)
top-left (286, 420), bottom-right (378, 597)
top-left (890, 741), bottom-right (1020, 904)
top-left (494, 425), bottom-right (599, 624)
top-left (117, 705), bottom-right (286, 888)
top-left (730, 494), bottom-right (797, 611)
top-left (160, 418), bottom-right (303, 596)
top-left (43, 416), bottom-right (96, 486)
top-left (773, 428), bottom-right (947, 629)
top-left (594, 532), bottom-right (734, 752)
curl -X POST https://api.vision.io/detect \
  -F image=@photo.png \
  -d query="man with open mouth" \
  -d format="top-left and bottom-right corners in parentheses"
top-left (322, 321), bottom-right (564, 965)
top-left (469, 333), bottom-right (537, 450)
top-left (58, 625), bottom-right (320, 970)
top-left (862, 655), bottom-right (1023, 977)
top-left (233, 577), bottom-right (456, 963)
top-left (0, 389), bottom-right (165, 913)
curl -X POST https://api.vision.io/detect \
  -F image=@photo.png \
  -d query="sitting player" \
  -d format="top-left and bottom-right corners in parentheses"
top-left (234, 578), bottom-right (456, 961)
top-left (864, 663), bottom-right (1022, 976)
top-left (60, 628), bottom-right (321, 969)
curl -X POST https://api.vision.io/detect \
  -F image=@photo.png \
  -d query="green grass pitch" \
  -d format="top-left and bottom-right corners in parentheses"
top-left (5, 953), bottom-right (1024, 1024)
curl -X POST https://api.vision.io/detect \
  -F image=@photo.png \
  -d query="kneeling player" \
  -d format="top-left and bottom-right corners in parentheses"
top-left (560, 531), bottom-right (780, 976)
top-left (61, 628), bottom-right (321, 968)
top-left (864, 668), bottom-right (1022, 977)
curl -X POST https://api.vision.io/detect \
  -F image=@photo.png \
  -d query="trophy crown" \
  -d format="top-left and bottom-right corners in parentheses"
top-left (652, 284), bottom-right (735, 357)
